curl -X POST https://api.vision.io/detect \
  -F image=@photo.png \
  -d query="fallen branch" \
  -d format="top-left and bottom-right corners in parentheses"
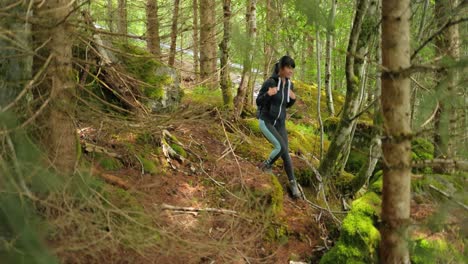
top-left (429, 184), bottom-right (468, 211)
top-left (99, 173), bottom-right (131, 190)
top-left (159, 203), bottom-right (238, 216)
top-left (82, 142), bottom-right (122, 158)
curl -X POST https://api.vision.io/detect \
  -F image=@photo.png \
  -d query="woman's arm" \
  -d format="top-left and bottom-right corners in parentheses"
top-left (256, 78), bottom-right (276, 106)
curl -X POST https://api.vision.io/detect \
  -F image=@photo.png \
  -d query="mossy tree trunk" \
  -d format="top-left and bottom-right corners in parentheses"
top-left (319, 0), bottom-right (378, 178)
top-left (107, 0), bottom-right (115, 32)
top-left (32, 0), bottom-right (77, 174)
top-left (234, 0), bottom-right (257, 117)
top-left (168, 0), bottom-right (180, 67)
top-left (433, 0), bottom-right (460, 163)
top-left (220, 0), bottom-right (233, 107)
top-left (146, 0), bottom-right (161, 59)
top-left (199, 0), bottom-right (218, 89)
top-left (380, 0), bottom-right (412, 262)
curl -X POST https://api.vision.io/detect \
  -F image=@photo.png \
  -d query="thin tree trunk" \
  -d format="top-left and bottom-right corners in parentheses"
top-left (146, 0), bottom-right (161, 59)
top-left (199, 0), bottom-right (218, 88)
top-left (107, 0), bottom-right (114, 32)
top-left (380, 0), bottom-right (412, 262)
top-left (33, 0), bottom-right (77, 174)
top-left (263, 0), bottom-right (275, 79)
top-left (234, 0), bottom-right (257, 117)
top-left (0, 3), bottom-right (32, 108)
top-left (168, 0), bottom-right (180, 66)
top-left (325, 0), bottom-right (337, 116)
top-left (220, 0), bottom-right (233, 107)
top-left (319, 0), bottom-right (378, 178)
top-left (316, 26), bottom-right (324, 160)
top-left (351, 18), bottom-right (383, 194)
top-left (117, 0), bottom-right (127, 42)
top-left (433, 0), bottom-right (460, 161)
top-left (193, 0), bottom-right (200, 78)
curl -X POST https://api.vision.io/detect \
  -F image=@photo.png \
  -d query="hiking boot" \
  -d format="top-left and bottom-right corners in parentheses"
top-left (289, 180), bottom-right (301, 199)
top-left (257, 162), bottom-right (273, 174)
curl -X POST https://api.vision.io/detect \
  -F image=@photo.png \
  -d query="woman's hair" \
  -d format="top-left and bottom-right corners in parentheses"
top-left (272, 55), bottom-right (296, 76)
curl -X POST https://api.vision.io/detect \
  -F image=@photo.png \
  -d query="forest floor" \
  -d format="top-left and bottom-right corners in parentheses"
top-left (76, 100), bottom-right (327, 264)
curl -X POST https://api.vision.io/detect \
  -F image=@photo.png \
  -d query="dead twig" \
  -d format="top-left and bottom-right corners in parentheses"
top-left (160, 203), bottom-right (239, 216)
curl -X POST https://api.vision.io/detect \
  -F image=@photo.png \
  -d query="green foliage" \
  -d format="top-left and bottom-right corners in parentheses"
top-left (242, 118), bottom-right (262, 135)
top-left (412, 137), bottom-right (434, 161)
top-left (170, 143), bottom-right (187, 158)
top-left (320, 192), bottom-right (381, 264)
top-left (94, 153), bottom-right (124, 171)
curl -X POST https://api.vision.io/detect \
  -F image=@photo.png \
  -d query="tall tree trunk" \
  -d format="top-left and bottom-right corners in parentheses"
top-left (234, 0), bottom-right (257, 117)
top-left (107, 0), bottom-right (115, 32)
top-left (316, 26), bottom-right (324, 160)
top-left (380, 0), bottom-right (412, 262)
top-left (146, 0), bottom-right (161, 59)
top-left (220, 0), bottom-right (233, 107)
top-left (199, 0), bottom-right (218, 88)
top-left (117, 0), bottom-right (127, 42)
top-left (433, 0), bottom-right (460, 161)
top-left (0, 2), bottom-right (32, 108)
top-left (32, 0), bottom-right (77, 174)
top-left (325, 0), bottom-right (337, 116)
top-left (168, 0), bottom-right (180, 66)
top-left (319, 0), bottom-right (378, 178)
top-left (193, 0), bottom-right (200, 78)
top-left (263, 0), bottom-right (276, 79)
top-left (350, 18), bottom-right (383, 195)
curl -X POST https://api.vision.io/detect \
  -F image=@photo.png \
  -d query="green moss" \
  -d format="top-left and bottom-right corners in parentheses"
top-left (137, 156), bottom-right (158, 174)
top-left (95, 153), bottom-right (123, 171)
top-left (113, 43), bottom-right (165, 100)
top-left (369, 176), bottom-right (382, 194)
top-left (412, 138), bottom-right (434, 161)
top-left (170, 143), bottom-right (187, 158)
top-left (345, 150), bottom-right (367, 174)
top-left (243, 118), bottom-right (261, 135)
top-left (270, 175), bottom-right (284, 216)
top-left (410, 238), bottom-right (464, 264)
top-left (335, 171), bottom-right (355, 193)
top-left (320, 192), bottom-right (381, 264)
top-left (265, 223), bottom-right (289, 244)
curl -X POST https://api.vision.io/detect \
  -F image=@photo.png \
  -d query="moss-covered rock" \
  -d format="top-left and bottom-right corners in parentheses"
top-left (114, 43), bottom-right (182, 112)
top-left (242, 118), bottom-right (262, 135)
top-left (320, 192), bottom-right (381, 264)
top-left (410, 237), bottom-right (464, 264)
top-left (334, 171), bottom-right (355, 194)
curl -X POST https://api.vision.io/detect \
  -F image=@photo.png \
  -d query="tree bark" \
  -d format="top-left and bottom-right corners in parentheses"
top-left (107, 0), bottom-right (115, 32)
top-left (117, 0), bottom-right (127, 42)
top-left (325, 0), bottom-right (337, 116)
top-left (220, 0), bottom-right (233, 107)
top-left (168, 0), bottom-right (180, 66)
top-left (316, 26), bottom-right (324, 160)
top-left (199, 0), bottom-right (218, 88)
top-left (234, 0), bottom-right (257, 117)
top-left (32, 0), bottom-right (77, 174)
top-left (0, 2), bottom-right (32, 108)
top-left (192, 0), bottom-right (200, 78)
top-left (380, 0), bottom-right (412, 262)
top-left (433, 0), bottom-right (460, 161)
top-left (263, 0), bottom-right (276, 79)
top-left (146, 0), bottom-right (161, 59)
top-left (319, 0), bottom-right (378, 178)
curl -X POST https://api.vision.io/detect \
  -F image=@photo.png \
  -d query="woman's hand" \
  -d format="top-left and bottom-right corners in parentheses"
top-left (267, 87), bottom-right (278, 96)
top-left (289, 89), bottom-right (296, 100)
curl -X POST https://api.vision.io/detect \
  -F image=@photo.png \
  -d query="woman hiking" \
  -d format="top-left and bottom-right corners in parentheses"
top-left (256, 55), bottom-right (300, 199)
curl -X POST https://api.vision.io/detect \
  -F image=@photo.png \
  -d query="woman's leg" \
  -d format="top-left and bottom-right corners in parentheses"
top-left (259, 119), bottom-right (287, 166)
top-left (276, 122), bottom-right (300, 198)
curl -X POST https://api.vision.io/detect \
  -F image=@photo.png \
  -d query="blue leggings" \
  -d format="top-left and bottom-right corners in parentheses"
top-left (259, 119), bottom-right (296, 182)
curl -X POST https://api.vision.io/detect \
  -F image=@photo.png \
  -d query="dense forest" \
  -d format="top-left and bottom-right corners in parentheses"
top-left (1, 0), bottom-right (467, 263)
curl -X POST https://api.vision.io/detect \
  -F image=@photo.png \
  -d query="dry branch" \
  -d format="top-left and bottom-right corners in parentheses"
top-left (160, 203), bottom-right (238, 215)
